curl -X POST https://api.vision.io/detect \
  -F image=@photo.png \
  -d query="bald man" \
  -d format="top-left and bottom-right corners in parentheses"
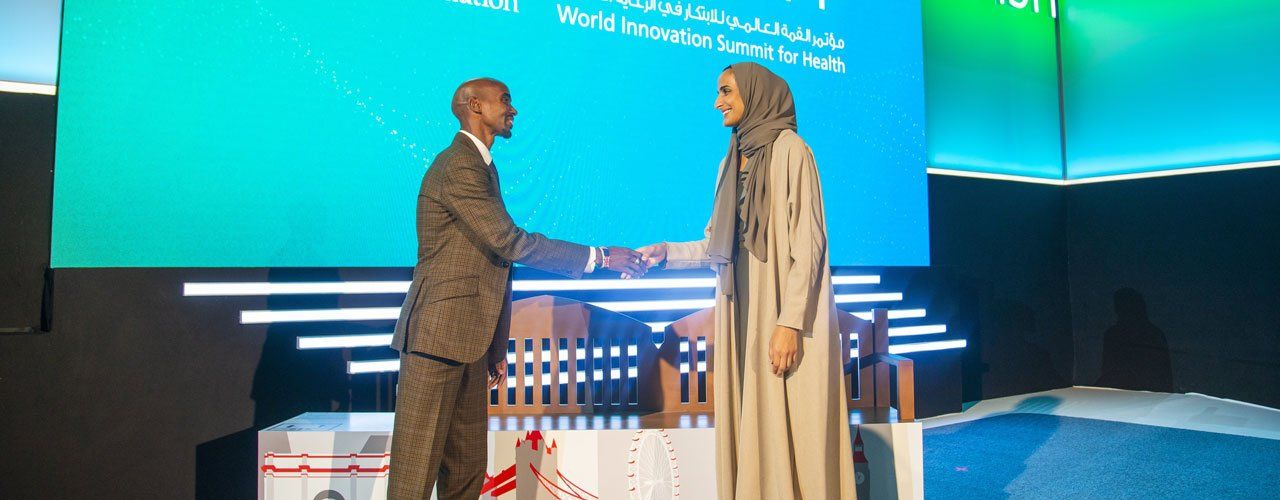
top-left (387, 78), bottom-right (645, 499)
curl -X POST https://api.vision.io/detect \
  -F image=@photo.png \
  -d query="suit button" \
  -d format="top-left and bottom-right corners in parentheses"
top-left (500, 261), bottom-right (511, 268)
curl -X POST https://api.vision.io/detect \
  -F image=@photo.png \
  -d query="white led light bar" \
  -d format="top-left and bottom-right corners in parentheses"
top-left (186, 281), bottom-right (409, 296)
top-left (852, 309), bottom-right (927, 320)
top-left (240, 307), bottom-right (401, 324)
top-left (239, 291), bottom-right (911, 324)
top-left (0, 80), bottom-right (57, 95)
top-left (835, 292), bottom-right (903, 304)
top-left (297, 334), bottom-right (393, 349)
top-left (188, 275), bottom-right (880, 297)
top-left (348, 359), bottom-right (401, 374)
top-left (929, 159), bottom-right (1280, 186)
top-left (887, 324), bottom-right (948, 337)
top-left (888, 339), bottom-right (967, 354)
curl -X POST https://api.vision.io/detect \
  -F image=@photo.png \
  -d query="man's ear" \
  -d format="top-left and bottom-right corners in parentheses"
top-left (468, 96), bottom-right (482, 115)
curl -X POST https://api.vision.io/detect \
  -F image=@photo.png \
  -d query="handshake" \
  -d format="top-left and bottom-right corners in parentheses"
top-left (598, 243), bottom-right (669, 279)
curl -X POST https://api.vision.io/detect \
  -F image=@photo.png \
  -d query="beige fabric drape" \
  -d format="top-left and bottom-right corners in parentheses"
top-left (666, 130), bottom-right (856, 499)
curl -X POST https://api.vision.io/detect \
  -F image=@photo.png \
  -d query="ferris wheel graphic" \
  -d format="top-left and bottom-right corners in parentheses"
top-left (626, 429), bottom-right (681, 499)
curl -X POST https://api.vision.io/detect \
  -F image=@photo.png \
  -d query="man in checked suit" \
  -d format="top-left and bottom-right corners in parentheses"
top-left (387, 77), bottom-right (647, 499)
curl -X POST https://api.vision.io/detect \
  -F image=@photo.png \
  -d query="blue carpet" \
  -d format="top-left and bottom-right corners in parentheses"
top-left (923, 413), bottom-right (1280, 499)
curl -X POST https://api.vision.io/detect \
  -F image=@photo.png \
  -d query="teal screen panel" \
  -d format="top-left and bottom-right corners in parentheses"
top-left (1061, 0), bottom-right (1280, 178)
top-left (53, 0), bottom-right (929, 268)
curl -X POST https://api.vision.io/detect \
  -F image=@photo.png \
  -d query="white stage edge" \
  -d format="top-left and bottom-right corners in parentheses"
top-left (923, 386), bottom-right (1280, 441)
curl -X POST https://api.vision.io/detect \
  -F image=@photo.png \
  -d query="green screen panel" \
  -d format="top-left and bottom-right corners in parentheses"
top-left (923, 0), bottom-right (1063, 179)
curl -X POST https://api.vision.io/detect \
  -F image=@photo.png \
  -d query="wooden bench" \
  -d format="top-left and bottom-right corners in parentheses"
top-left (491, 295), bottom-right (915, 423)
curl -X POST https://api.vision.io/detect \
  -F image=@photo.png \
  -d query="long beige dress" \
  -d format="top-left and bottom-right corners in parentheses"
top-left (665, 130), bottom-right (857, 499)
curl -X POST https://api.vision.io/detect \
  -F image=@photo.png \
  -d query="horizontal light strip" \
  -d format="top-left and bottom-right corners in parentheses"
top-left (835, 292), bottom-right (902, 303)
top-left (242, 295), bottom-right (909, 324)
top-left (349, 359), bottom-right (400, 374)
top-left (518, 277), bottom-right (712, 291)
top-left (593, 292), bottom-right (902, 314)
top-left (832, 275), bottom-right (881, 285)
top-left (188, 275), bottom-right (879, 297)
top-left (298, 334), bottom-right (393, 349)
top-left (852, 308), bottom-right (927, 320)
top-left (930, 159), bottom-right (1280, 186)
top-left (927, 167), bottom-right (1065, 186)
top-left (245, 306), bottom-right (928, 326)
top-left (0, 80), bottom-right (57, 95)
top-left (241, 307), bottom-right (401, 324)
top-left (888, 324), bottom-right (947, 337)
top-left (516, 276), bottom-right (884, 291)
top-left (588, 298), bottom-right (714, 313)
top-left (1065, 159), bottom-right (1280, 185)
top-left (889, 339), bottom-right (967, 355)
top-left (187, 281), bottom-right (408, 296)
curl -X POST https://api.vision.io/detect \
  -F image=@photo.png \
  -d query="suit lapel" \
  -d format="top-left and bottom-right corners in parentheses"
top-left (451, 132), bottom-right (501, 195)
top-left (488, 160), bottom-right (500, 194)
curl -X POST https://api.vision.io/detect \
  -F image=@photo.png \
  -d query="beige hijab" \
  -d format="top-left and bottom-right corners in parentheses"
top-left (706, 62), bottom-right (797, 294)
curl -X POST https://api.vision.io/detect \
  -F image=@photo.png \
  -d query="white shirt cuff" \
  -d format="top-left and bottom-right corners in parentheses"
top-left (584, 247), bottom-right (598, 273)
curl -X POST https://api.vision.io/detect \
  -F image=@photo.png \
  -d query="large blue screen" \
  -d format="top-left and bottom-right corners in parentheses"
top-left (53, 0), bottom-right (928, 267)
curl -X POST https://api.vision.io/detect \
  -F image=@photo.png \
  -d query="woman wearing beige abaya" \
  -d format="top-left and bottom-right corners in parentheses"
top-left (637, 62), bottom-right (857, 499)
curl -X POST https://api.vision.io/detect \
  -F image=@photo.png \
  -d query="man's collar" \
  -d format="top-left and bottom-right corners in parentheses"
top-left (458, 130), bottom-right (493, 165)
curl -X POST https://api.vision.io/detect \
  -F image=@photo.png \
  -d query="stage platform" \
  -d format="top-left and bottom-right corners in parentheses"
top-left (258, 410), bottom-right (923, 500)
top-left (923, 386), bottom-right (1280, 440)
top-left (920, 387), bottom-right (1280, 498)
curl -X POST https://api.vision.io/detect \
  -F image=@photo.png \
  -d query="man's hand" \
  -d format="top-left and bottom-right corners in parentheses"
top-left (769, 325), bottom-right (801, 376)
top-left (622, 243), bottom-right (667, 279)
top-left (602, 246), bottom-right (647, 277)
top-left (488, 359), bottom-right (507, 390)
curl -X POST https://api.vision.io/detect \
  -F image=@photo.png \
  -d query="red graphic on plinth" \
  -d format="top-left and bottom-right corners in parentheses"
top-left (853, 427), bottom-right (870, 498)
top-left (480, 430), bottom-right (599, 499)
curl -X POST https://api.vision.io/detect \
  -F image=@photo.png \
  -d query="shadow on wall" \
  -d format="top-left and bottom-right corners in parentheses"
top-left (195, 427), bottom-right (258, 499)
top-left (252, 268), bottom-right (350, 427)
top-left (197, 268), bottom-right (354, 499)
top-left (1094, 287), bottom-right (1173, 393)
top-left (904, 268), bottom-right (1070, 405)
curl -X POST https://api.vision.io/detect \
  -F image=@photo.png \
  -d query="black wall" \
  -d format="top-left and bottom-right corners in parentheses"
top-left (0, 267), bottom-right (411, 498)
top-left (0, 92), bottom-right (54, 330)
top-left (924, 168), bottom-right (1280, 409)
top-left (923, 174), bottom-right (1074, 403)
top-left (1066, 168), bottom-right (1280, 408)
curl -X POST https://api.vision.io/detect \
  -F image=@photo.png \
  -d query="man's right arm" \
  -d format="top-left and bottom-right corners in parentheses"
top-left (440, 158), bottom-right (590, 278)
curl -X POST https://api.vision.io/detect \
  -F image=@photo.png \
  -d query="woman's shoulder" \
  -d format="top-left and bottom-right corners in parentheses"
top-left (773, 129), bottom-right (811, 156)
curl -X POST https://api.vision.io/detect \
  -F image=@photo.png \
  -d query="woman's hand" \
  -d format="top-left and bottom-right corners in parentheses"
top-left (769, 325), bottom-right (801, 376)
top-left (622, 243), bottom-right (668, 279)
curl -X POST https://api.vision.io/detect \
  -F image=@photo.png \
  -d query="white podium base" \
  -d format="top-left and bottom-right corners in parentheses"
top-left (258, 412), bottom-right (922, 500)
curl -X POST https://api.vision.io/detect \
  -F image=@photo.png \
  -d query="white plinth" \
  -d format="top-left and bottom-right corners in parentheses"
top-left (258, 412), bottom-right (922, 499)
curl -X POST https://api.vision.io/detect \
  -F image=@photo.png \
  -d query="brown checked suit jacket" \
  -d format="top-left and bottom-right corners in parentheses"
top-left (391, 133), bottom-right (589, 364)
